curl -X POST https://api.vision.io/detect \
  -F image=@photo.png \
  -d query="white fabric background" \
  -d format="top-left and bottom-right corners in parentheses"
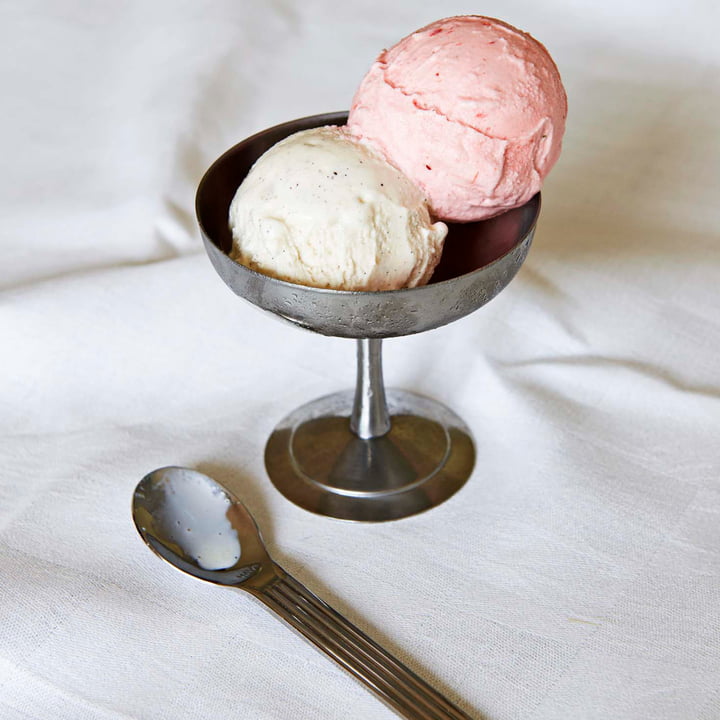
top-left (2, 1), bottom-right (719, 718)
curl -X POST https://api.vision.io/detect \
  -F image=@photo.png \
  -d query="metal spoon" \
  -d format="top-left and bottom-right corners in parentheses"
top-left (132, 466), bottom-right (473, 720)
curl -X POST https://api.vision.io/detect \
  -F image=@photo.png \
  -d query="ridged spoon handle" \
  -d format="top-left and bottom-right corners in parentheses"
top-left (255, 572), bottom-right (473, 720)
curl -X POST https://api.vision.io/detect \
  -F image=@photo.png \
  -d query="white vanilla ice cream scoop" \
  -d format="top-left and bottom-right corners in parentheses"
top-left (228, 126), bottom-right (448, 291)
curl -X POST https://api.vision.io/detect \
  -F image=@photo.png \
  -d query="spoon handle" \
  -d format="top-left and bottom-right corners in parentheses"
top-left (254, 571), bottom-right (473, 720)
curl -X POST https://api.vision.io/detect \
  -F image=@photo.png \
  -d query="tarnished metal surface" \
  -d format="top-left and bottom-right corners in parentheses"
top-left (196, 112), bottom-right (539, 339)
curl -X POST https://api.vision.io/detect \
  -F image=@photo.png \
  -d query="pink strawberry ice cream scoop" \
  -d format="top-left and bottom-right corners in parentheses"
top-left (347, 16), bottom-right (567, 222)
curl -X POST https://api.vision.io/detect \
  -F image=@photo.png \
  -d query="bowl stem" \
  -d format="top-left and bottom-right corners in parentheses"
top-left (350, 339), bottom-right (391, 439)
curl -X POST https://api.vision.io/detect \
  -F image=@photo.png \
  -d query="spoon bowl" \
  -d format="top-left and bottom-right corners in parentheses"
top-left (132, 466), bottom-right (276, 589)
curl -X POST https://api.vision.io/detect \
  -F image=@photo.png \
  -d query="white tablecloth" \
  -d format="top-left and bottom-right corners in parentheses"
top-left (2, 1), bottom-right (719, 718)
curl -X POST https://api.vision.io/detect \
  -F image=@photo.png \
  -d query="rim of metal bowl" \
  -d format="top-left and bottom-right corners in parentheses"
top-left (195, 111), bottom-right (541, 299)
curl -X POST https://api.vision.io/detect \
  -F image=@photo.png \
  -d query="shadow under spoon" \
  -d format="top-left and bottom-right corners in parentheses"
top-left (132, 466), bottom-right (474, 720)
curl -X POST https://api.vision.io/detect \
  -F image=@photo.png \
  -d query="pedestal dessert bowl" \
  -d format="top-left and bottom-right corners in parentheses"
top-left (196, 112), bottom-right (540, 522)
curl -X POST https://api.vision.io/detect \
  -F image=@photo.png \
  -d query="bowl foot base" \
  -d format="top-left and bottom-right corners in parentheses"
top-left (265, 390), bottom-right (475, 521)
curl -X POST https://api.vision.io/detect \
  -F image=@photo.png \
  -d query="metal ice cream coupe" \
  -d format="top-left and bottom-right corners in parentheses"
top-left (196, 112), bottom-right (539, 522)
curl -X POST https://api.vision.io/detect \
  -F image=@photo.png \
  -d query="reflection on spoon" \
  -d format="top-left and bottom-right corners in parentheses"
top-left (132, 467), bottom-right (474, 720)
top-left (144, 467), bottom-right (240, 570)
